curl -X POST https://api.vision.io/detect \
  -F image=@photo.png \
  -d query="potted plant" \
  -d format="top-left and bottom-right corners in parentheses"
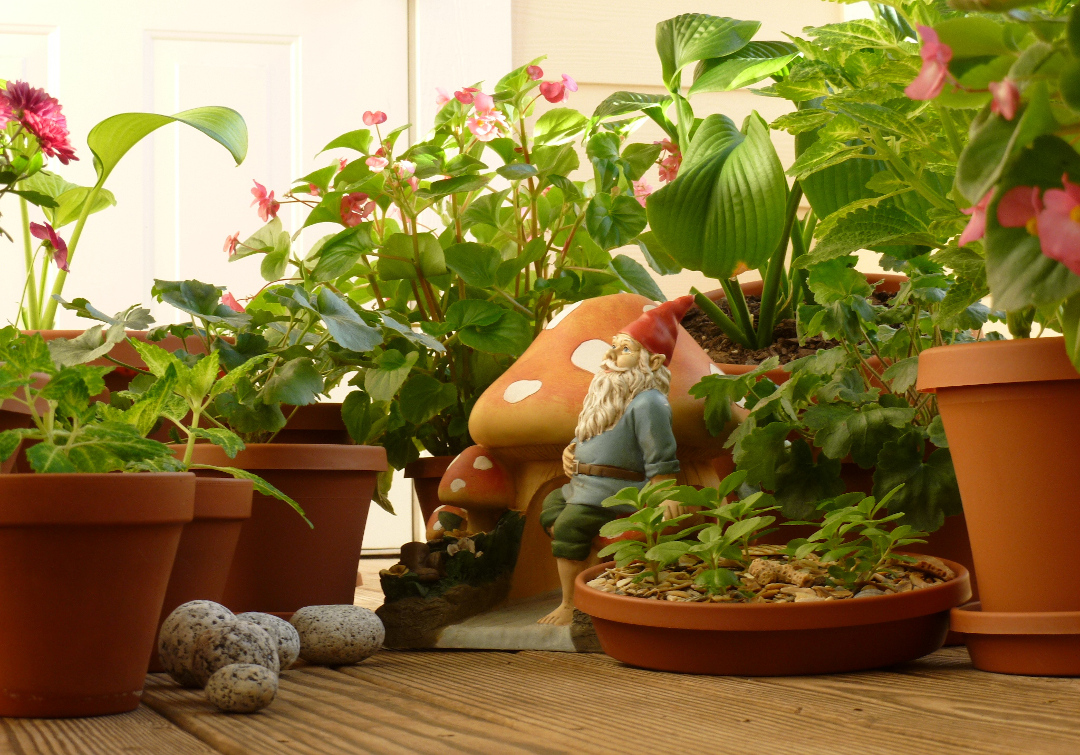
top-left (0, 328), bottom-right (195, 717)
top-left (574, 476), bottom-right (970, 675)
top-left (911, 0), bottom-right (1080, 674)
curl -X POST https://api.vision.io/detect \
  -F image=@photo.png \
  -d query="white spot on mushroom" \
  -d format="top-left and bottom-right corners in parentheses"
top-left (473, 455), bottom-right (493, 471)
top-left (503, 380), bottom-right (542, 404)
top-left (544, 300), bottom-right (583, 330)
top-left (710, 364), bottom-right (724, 375)
top-left (434, 521), bottom-right (444, 531)
top-left (450, 478), bottom-right (466, 493)
top-left (571, 339), bottom-right (611, 374)
top-left (642, 303), bottom-right (658, 312)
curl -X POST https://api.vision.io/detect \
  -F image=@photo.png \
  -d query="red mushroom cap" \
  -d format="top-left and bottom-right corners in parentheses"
top-left (437, 446), bottom-right (516, 509)
top-left (425, 505), bottom-right (470, 541)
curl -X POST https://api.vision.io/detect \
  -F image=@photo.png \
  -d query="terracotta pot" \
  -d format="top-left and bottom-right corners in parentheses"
top-left (703, 274), bottom-right (907, 384)
top-left (951, 602), bottom-right (1080, 676)
top-left (575, 557), bottom-right (970, 676)
top-left (919, 337), bottom-right (1080, 613)
top-left (404, 455), bottom-right (455, 522)
top-left (0, 472), bottom-right (194, 717)
top-left (183, 444), bottom-right (387, 616)
top-left (148, 477), bottom-right (253, 673)
top-left (273, 403), bottom-right (351, 445)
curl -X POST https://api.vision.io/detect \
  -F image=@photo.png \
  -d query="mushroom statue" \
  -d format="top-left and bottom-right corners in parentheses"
top-left (461, 292), bottom-right (742, 609)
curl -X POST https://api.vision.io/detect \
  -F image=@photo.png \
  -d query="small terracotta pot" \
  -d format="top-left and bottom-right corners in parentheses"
top-left (919, 337), bottom-right (1080, 613)
top-left (575, 557), bottom-right (971, 676)
top-left (404, 455), bottom-right (455, 522)
top-left (148, 477), bottom-right (253, 673)
top-left (183, 444), bottom-right (387, 616)
top-left (273, 403), bottom-right (351, 445)
top-left (0, 473), bottom-right (194, 717)
top-left (951, 602), bottom-right (1080, 676)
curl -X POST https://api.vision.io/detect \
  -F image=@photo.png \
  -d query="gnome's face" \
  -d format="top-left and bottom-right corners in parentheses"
top-left (605, 333), bottom-right (666, 372)
top-left (575, 334), bottom-right (672, 443)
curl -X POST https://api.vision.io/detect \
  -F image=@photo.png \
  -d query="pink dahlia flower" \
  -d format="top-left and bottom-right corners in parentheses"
top-left (0, 81), bottom-right (78, 164)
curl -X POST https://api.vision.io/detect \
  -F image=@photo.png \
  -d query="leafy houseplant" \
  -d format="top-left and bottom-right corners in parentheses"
top-left (574, 477), bottom-right (970, 676)
top-left (0, 79), bottom-right (248, 330)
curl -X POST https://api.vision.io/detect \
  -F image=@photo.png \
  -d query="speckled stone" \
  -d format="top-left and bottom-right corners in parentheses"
top-left (290, 605), bottom-right (385, 666)
top-left (158, 600), bottom-right (235, 688)
top-left (205, 663), bottom-right (278, 713)
top-left (191, 620), bottom-right (279, 688)
top-left (237, 612), bottom-right (301, 671)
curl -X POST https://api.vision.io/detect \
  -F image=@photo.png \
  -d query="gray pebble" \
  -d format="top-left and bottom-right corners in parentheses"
top-left (854, 588), bottom-right (887, 599)
top-left (191, 620), bottom-right (279, 687)
top-left (158, 600), bottom-right (235, 688)
top-left (290, 605), bottom-right (385, 666)
top-left (205, 663), bottom-right (278, 713)
top-left (237, 612), bottom-right (301, 670)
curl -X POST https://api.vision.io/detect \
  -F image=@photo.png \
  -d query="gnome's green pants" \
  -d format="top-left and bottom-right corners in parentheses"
top-left (539, 488), bottom-right (633, 561)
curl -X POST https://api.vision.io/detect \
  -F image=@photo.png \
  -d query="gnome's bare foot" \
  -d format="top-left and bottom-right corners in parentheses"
top-left (538, 603), bottom-right (575, 626)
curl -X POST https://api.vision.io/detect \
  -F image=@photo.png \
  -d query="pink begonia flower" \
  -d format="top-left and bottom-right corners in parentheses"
top-left (561, 74), bottom-right (578, 93)
top-left (250, 180), bottom-right (280, 222)
top-left (338, 157), bottom-right (347, 172)
top-left (366, 155), bottom-right (389, 171)
top-left (223, 231), bottom-right (240, 256)
top-left (396, 160), bottom-right (416, 176)
top-left (473, 91), bottom-right (495, 114)
top-left (435, 87), bottom-right (451, 106)
top-left (308, 183), bottom-right (321, 196)
top-left (989, 79), bottom-right (1020, 121)
top-left (467, 110), bottom-right (509, 142)
top-left (997, 185), bottom-right (1041, 234)
top-left (0, 81), bottom-right (78, 164)
top-left (632, 180), bottom-right (653, 208)
top-left (656, 139), bottom-right (682, 183)
top-left (1035, 176), bottom-right (1080, 274)
top-left (526, 65), bottom-right (544, 81)
top-left (363, 111), bottom-right (387, 126)
top-left (221, 292), bottom-right (244, 313)
top-left (904, 26), bottom-right (953, 101)
top-left (455, 87), bottom-right (479, 105)
top-left (340, 192), bottom-right (376, 227)
top-left (539, 81), bottom-right (568, 103)
top-left (959, 191), bottom-right (992, 246)
top-left (29, 222), bottom-right (69, 271)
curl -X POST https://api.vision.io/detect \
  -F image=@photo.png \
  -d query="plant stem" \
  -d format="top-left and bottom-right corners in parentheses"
top-left (934, 104), bottom-right (963, 158)
top-left (18, 197), bottom-right (39, 328)
top-left (42, 182), bottom-right (103, 328)
top-left (756, 182), bottom-right (804, 349)
top-left (719, 277), bottom-right (756, 348)
top-left (691, 288), bottom-right (747, 346)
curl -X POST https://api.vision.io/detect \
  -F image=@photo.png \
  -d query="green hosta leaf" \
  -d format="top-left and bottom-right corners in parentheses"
top-left (364, 350), bottom-right (418, 402)
top-left (586, 194), bottom-right (648, 251)
top-left (311, 224), bottom-right (375, 281)
top-left (689, 41), bottom-right (798, 95)
top-left (262, 359), bottom-right (323, 406)
top-left (376, 232), bottom-right (447, 281)
top-left (656, 14), bottom-right (760, 90)
top-left (608, 255), bottom-right (665, 301)
top-left (647, 112), bottom-right (786, 278)
top-left (873, 437), bottom-right (961, 532)
top-left (636, 231), bottom-right (682, 276)
top-left (88, 107), bottom-right (246, 186)
top-left (533, 108), bottom-right (588, 146)
top-left (592, 92), bottom-right (671, 121)
top-left (398, 374), bottom-right (457, 424)
top-left (443, 242), bottom-right (502, 288)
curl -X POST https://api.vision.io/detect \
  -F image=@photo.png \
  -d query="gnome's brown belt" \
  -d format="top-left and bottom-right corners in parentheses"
top-left (572, 461), bottom-right (646, 482)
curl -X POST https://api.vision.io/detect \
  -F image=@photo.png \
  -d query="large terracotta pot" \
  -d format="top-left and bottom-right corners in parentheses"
top-left (184, 444), bottom-right (387, 617)
top-left (0, 473), bottom-right (194, 717)
top-left (148, 477), bottom-right (253, 673)
top-left (272, 403), bottom-right (351, 445)
top-left (403, 455), bottom-right (455, 522)
top-left (575, 557), bottom-right (971, 676)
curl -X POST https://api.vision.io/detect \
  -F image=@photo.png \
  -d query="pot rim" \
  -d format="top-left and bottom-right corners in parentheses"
top-left (0, 472), bottom-right (195, 525)
top-left (193, 476), bottom-right (253, 520)
top-left (575, 555), bottom-right (971, 632)
top-left (403, 455), bottom-right (456, 479)
top-left (951, 601), bottom-right (1080, 636)
top-left (918, 337), bottom-right (1080, 392)
top-left (178, 443), bottom-right (388, 472)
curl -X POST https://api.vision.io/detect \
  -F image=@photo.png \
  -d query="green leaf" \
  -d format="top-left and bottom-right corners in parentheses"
top-left (310, 288), bottom-right (383, 352)
top-left (47, 186), bottom-right (117, 229)
top-left (1070, 2), bottom-right (1080, 58)
top-left (312, 224), bottom-right (375, 281)
top-left (194, 464), bottom-right (309, 524)
top-left (191, 427), bottom-right (246, 458)
top-left (446, 299), bottom-right (504, 330)
top-left (153, 279), bottom-right (251, 326)
top-left (622, 143), bottom-right (663, 181)
top-left (496, 163), bottom-right (539, 180)
top-left (805, 19), bottom-right (899, 50)
top-left (772, 440), bottom-right (845, 521)
top-left (644, 540), bottom-right (691, 567)
top-left (533, 108), bottom-right (589, 146)
top-left (804, 403), bottom-right (915, 467)
top-left (635, 231), bottom-right (682, 276)
top-left (807, 258), bottom-right (873, 304)
top-left (882, 356), bottom-right (919, 393)
top-left (656, 14), bottom-right (760, 90)
top-left (457, 310), bottom-right (533, 357)
top-left (646, 112), bottom-right (786, 278)
top-left (586, 194), bottom-right (648, 251)
top-left (262, 359), bottom-right (323, 406)
top-left (187, 352), bottom-right (219, 403)
top-left (376, 232), bottom-right (447, 280)
top-left (928, 414), bottom-right (949, 449)
top-left (873, 438), bottom-right (961, 532)
top-left (733, 421), bottom-right (793, 489)
top-left (443, 242), bottom-right (502, 287)
top-left (88, 107), bottom-right (247, 186)
top-left (319, 129), bottom-right (372, 154)
top-left (210, 353), bottom-right (272, 400)
top-left (935, 17), bottom-right (1015, 58)
top-left (398, 374), bottom-right (457, 424)
top-left (797, 205), bottom-right (934, 268)
top-left (364, 350), bottom-right (419, 402)
top-left (592, 92), bottom-right (671, 121)
top-left (415, 173), bottom-right (492, 199)
top-left (689, 42), bottom-right (798, 95)
top-left (608, 255), bottom-right (665, 301)
top-left (837, 102), bottom-right (923, 142)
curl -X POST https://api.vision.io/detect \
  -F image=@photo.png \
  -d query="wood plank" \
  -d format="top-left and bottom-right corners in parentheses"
top-left (0, 705), bottom-right (218, 755)
top-left (142, 666), bottom-right (562, 755)
top-left (343, 648), bottom-right (1080, 755)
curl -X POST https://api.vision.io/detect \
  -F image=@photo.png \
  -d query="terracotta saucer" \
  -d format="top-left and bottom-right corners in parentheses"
top-left (951, 602), bottom-right (1080, 676)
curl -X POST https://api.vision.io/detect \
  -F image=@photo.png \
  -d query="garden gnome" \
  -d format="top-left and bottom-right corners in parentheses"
top-left (538, 295), bottom-right (694, 626)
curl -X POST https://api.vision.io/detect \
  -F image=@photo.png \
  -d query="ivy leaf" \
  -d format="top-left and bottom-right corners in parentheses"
top-left (733, 421), bottom-right (793, 490)
top-left (873, 436), bottom-right (962, 532)
top-left (804, 403), bottom-right (915, 467)
top-left (882, 356), bottom-right (919, 394)
top-left (772, 439), bottom-right (845, 521)
top-left (262, 359), bottom-right (323, 406)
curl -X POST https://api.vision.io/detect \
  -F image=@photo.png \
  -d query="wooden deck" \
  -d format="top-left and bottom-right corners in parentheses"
top-left (4, 560), bottom-right (1079, 755)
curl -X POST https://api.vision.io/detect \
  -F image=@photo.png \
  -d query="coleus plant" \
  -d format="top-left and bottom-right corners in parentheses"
top-left (0, 79), bottom-right (247, 329)
top-left (227, 60), bottom-right (665, 472)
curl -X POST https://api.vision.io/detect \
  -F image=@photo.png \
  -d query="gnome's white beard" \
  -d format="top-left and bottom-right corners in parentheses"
top-left (574, 354), bottom-right (672, 443)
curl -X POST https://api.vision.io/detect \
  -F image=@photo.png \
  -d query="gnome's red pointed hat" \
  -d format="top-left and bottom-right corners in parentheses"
top-left (620, 295), bottom-right (695, 364)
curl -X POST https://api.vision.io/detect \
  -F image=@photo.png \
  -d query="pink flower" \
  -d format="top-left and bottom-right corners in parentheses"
top-left (223, 231), bottom-right (240, 256)
top-left (29, 222), bottom-right (69, 271)
top-left (395, 160), bottom-right (416, 176)
top-left (366, 155), bottom-right (389, 171)
top-left (997, 185), bottom-right (1041, 235)
top-left (436, 87), bottom-right (451, 106)
top-left (338, 157), bottom-right (347, 172)
top-left (363, 111), bottom-right (387, 126)
top-left (539, 82), bottom-right (568, 104)
top-left (308, 183), bottom-right (321, 196)
top-left (340, 192), bottom-right (376, 227)
top-left (1036, 176), bottom-right (1080, 274)
top-left (250, 180), bottom-right (280, 222)
top-left (527, 65), bottom-right (544, 81)
top-left (455, 87), bottom-right (479, 105)
top-left (473, 91), bottom-right (495, 114)
top-left (632, 180), bottom-right (653, 208)
top-left (905, 26), bottom-right (952, 101)
top-left (466, 110), bottom-right (509, 142)
top-left (656, 139), bottom-right (682, 183)
top-left (959, 191), bottom-right (992, 246)
top-left (561, 74), bottom-right (578, 93)
top-left (989, 79), bottom-right (1020, 121)
top-left (0, 81), bottom-right (78, 164)
top-left (221, 292), bottom-right (244, 313)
